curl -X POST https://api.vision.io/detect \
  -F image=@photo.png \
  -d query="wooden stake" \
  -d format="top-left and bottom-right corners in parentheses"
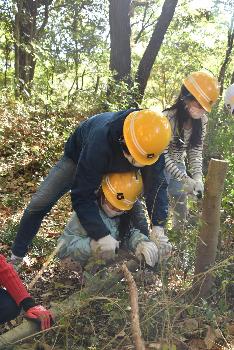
top-left (193, 158), bottom-right (228, 297)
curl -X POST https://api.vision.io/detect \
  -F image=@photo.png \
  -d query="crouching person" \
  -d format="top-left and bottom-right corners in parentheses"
top-left (57, 171), bottom-right (159, 271)
top-left (0, 254), bottom-right (53, 329)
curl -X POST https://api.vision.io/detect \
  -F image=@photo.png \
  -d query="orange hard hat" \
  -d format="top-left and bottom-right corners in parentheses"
top-left (123, 109), bottom-right (171, 166)
top-left (183, 71), bottom-right (220, 112)
top-left (102, 171), bottom-right (143, 211)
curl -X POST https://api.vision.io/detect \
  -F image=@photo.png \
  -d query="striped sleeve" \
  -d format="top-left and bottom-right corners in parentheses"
top-left (163, 111), bottom-right (188, 181)
top-left (164, 148), bottom-right (187, 181)
top-left (187, 115), bottom-right (208, 177)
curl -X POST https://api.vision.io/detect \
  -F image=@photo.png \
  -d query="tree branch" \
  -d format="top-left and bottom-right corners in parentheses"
top-left (122, 263), bottom-right (145, 350)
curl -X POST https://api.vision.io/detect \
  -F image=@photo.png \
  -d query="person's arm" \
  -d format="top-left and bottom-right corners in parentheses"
top-left (142, 154), bottom-right (169, 227)
top-left (128, 199), bottom-right (150, 237)
top-left (162, 112), bottom-right (187, 181)
top-left (70, 130), bottom-right (111, 240)
top-left (0, 255), bottom-right (53, 329)
top-left (187, 115), bottom-right (208, 178)
top-left (0, 255), bottom-right (31, 305)
top-left (141, 157), bottom-right (173, 259)
top-left (164, 146), bottom-right (187, 181)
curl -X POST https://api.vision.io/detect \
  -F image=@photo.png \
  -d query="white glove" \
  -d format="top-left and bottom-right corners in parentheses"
top-left (149, 226), bottom-right (172, 259)
top-left (135, 241), bottom-right (158, 267)
top-left (192, 173), bottom-right (204, 197)
top-left (182, 176), bottom-right (197, 194)
top-left (90, 235), bottom-right (119, 261)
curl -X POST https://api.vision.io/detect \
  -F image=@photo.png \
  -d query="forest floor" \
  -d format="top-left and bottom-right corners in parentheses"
top-left (1, 162), bottom-right (233, 350)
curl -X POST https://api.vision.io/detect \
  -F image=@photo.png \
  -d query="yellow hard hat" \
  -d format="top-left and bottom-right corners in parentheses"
top-left (102, 171), bottom-right (143, 211)
top-left (183, 71), bottom-right (220, 112)
top-left (123, 109), bottom-right (171, 166)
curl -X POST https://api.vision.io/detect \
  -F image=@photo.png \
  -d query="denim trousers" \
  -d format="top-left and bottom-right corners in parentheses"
top-left (0, 288), bottom-right (21, 323)
top-left (165, 162), bottom-right (188, 230)
top-left (12, 156), bottom-right (77, 257)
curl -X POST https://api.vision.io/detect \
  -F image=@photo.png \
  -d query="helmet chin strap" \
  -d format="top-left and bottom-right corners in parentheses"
top-left (100, 195), bottom-right (124, 218)
top-left (123, 151), bottom-right (144, 168)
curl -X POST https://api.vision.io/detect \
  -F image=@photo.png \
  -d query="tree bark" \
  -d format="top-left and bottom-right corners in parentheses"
top-left (109, 0), bottom-right (132, 83)
top-left (231, 70), bottom-right (234, 84)
top-left (193, 159), bottom-right (228, 298)
top-left (218, 12), bottom-right (234, 95)
top-left (135, 0), bottom-right (178, 102)
top-left (14, 0), bottom-right (52, 97)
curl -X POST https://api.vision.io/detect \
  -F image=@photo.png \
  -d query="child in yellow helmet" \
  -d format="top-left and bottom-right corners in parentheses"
top-left (57, 171), bottom-right (160, 273)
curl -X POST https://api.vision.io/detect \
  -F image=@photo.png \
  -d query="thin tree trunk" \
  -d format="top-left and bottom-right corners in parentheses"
top-left (81, 69), bottom-right (86, 90)
top-left (231, 70), bottom-right (234, 84)
top-left (193, 159), bottom-right (228, 298)
top-left (135, 0), bottom-right (178, 103)
top-left (4, 36), bottom-right (10, 88)
top-left (218, 13), bottom-right (234, 95)
top-left (14, 0), bottom-right (22, 97)
top-left (94, 75), bottom-right (100, 93)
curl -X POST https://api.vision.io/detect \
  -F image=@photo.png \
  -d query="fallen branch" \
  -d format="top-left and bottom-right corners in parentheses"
top-left (28, 242), bottom-right (63, 289)
top-left (122, 263), bottom-right (145, 350)
top-left (0, 259), bottom-right (139, 349)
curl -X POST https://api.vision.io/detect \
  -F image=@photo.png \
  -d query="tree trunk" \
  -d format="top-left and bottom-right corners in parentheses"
top-left (218, 13), bottom-right (234, 95)
top-left (231, 70), bottom-right (234, 84)
top-left (14, 0), bottom-right (51, 97)
top-left (4, 35), bottom-right (11, 88)
top-left (109, 0), bottom-right (132, 83)
top-left (193, 159), bottom-right (228, 298)
top-left (135, 0), bottom-right (178, 103)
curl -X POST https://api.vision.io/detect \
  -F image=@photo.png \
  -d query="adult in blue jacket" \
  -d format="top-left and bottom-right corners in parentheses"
top-left (11, 109), bottom-right (171, 262)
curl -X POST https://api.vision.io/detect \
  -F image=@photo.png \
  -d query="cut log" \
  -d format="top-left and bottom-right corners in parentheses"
top-left (0, 259), bottom-right (139, 349)
top-left (193, 158), bottom-right (228, 297)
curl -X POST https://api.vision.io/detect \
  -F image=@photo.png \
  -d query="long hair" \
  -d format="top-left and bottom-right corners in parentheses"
top-left (164, 85), bottom-right (202, 148)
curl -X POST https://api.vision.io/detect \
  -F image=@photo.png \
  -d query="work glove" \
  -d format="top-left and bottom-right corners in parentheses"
top-left (192, 173), bottom-right (204, 198)
top-left (135, 241), bottom-right (158, 267)
top-left (181, 176), bottom-right (197, 195)
top-left (90, 234), bottom-right (119, 261)
top-left (25, 305), bottom-right (53, 330)
top-left (149, 226), bottom-right (172, 259)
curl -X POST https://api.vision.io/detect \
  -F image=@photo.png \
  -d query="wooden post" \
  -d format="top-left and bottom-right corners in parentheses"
top-left (193, 159), bottom-right (228, 297)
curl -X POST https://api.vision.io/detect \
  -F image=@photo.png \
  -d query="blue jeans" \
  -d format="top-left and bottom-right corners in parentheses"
top-left (165, 163), bottom-right (188, 230)
top-left (0, 289), bottom-right (21, 323)
top-left (12, 156), bottom-right (77, 257)
top-left (144, 155), bottom-right (169, 226)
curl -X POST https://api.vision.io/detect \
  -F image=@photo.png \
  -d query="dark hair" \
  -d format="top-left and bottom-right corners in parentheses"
top-left (164, 85), bottom-right (202, 148)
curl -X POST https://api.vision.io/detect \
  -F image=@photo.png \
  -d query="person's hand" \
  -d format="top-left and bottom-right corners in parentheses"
top-left (135, 241), bottom-right (158, 267)
top-left (149, 226), bottom-right (172, 259)
top-left (192, 173), bottom-right (204, 198)
top-left (182, 176), bottom-right (197, 194)
top-left (25, 305), bottom-right (53, 330)
top-left (90, 235), bottom-right (119, 261)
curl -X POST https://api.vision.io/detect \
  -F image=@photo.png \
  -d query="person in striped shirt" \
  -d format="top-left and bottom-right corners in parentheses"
top-left (157, 71), bottom-right (219, 232)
